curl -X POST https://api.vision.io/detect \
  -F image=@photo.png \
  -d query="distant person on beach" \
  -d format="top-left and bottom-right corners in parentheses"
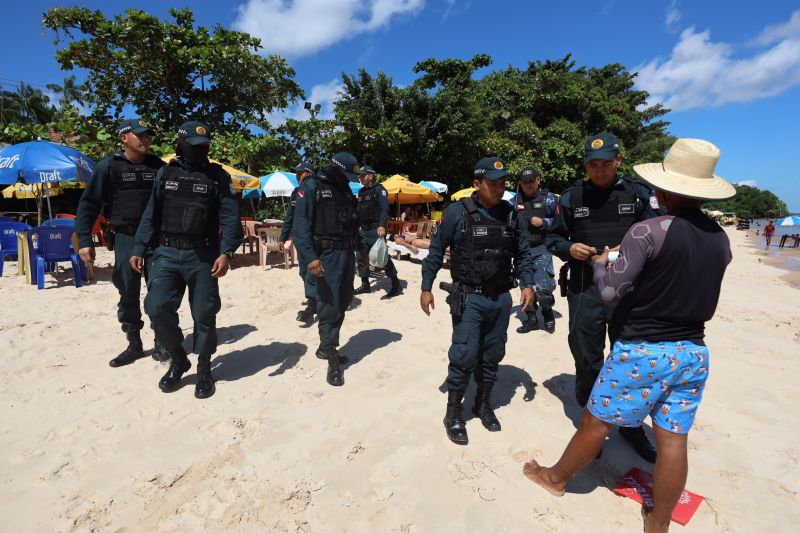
top-left (524, 138), bottom-right (735, 533)
top-left (764, 220), bottom-right (776, 248)
top-left (75, 118), bottom-right (169, 367)
top-left (131, 121), bottom-right (242, 399)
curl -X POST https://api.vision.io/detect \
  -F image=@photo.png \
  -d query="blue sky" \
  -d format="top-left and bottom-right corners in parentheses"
top-left (3, 1), bottom-right (799, 211)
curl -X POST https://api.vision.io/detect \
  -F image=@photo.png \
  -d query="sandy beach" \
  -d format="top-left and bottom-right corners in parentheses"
top-left (1, 226), bottom-right (798, 532)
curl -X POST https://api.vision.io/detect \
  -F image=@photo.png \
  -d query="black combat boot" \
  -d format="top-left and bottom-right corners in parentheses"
top-left (382, 276), bottom-right (402, 299)
top-left (195, 353), bottom-right (215, 399)
top-left (296, 298), bottom-right (316, 324)
top-left (109, 331), bottom-right (146, 367)
top-left (472, 382), bottom-right (502, 431)
top-left (151, 338), bottom-right (172, 362)
top-left (516, 306), bottom-right (539, 334)
top-left (326, 348), bottom-right (344, 387)
top-left (619, 426), bottom-right (658, 463)
top-left (541, 307), bottom-right (556, 334)
top-left (354, 278), bottom-right (371, 294)
top-left (158, 346), bottom-right (191, 392)
top-left (443, 390), bottom-right (469, 445)
top-left (315, 345), bottom-right (348, 364)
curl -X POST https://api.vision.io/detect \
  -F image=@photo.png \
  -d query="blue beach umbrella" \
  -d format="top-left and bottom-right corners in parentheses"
top-left (777, 215), bottom-right (800, 226)
top-left (0, 140), bottom-right (94, 185)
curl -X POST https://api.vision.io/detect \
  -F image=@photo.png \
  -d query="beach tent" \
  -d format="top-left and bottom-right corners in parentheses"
top-left (419, 180), bottom-right (448, 194)
top-left (160, 154), bottom-right (260, 193)
top-left (776, 215), bottom-right (800, 226)
top-left (260, 171), bottom-right (298, 198)
top-left (382, 174), bottom-right (439, 204)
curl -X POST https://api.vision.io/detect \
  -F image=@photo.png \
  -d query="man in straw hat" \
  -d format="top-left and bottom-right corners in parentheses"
top-left (524, 138), bottom-right (734, 533)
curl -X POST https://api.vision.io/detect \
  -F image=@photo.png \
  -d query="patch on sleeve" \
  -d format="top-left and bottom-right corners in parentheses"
top-left (382, 189), bottom-right (387, 196)
top-left (229, 183), bottom-right (235, 194)
top-left (298, 190), bottom-right (305, 199)
top-left (649, 196), bottom-right (660, 210)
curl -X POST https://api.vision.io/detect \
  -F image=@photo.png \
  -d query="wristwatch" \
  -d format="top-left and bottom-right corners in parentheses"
top-left (223, 250), bottom-right (234, 259)
top-left (520, 284), bottom-right (535, 290)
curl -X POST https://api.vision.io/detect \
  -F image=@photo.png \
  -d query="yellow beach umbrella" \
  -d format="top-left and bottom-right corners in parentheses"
top-left (1, 182), bottom-right (82, 199)
top-left (161, 154), bottom-right (261, 192)
top-left (450, 187), bottom-right (476, 201)
top-left (381, 174), bottom-right (440, 204)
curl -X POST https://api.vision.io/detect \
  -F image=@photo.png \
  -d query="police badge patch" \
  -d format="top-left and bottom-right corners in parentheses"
top-left (165, 181), bottom-right (179, 191)
top-left (574, 207), bottom-right (590, 218)
top-left (193, 184), bottom-right (208, 194)
top-left (122, 172), bottom-right (136, 182)
top-left (618, 204), bottom-right (635, 215)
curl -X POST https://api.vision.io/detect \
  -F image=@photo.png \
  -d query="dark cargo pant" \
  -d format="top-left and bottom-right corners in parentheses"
top-left (113, 232), bottom-right (153, 333)
top-left (315, 248), bottom-right (355, 350)
top-left (144, 245), bottom-right (221, 355)
top-left (446, 291), bottom-right (512, 391)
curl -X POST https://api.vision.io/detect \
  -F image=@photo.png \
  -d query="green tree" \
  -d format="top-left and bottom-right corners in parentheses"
top-left (46, 75), bottom-right (86, 108)
top-left (42, 7), bottom-right (303, 134)
top-left (705, 184), bottom-right (788, 218)
top-left (0, 83), bottom-right (56, 127)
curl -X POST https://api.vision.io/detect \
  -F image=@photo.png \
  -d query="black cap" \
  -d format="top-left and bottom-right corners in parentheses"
top-left (118, 118), bottom-right (154, 136)
top-left (474, 157), bottom-right (508, 180)
top-left (520, 167), bottom-right (540, 181)
top-left (331, 152), bottom-right (359, 180)
top-left (357, 165), bottom-right (376, 175)
top-left (178, 121), bottom-right (212, 145)
top-left (584, 131), bottom-right (620, 163)
top-left (291, 161), bottom-right (315, 173)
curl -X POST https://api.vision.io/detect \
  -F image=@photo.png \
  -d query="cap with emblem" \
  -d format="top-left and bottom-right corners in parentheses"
top-left (331, 152), bottom-right (360, 180)
top-left (520, 167), bottom-right (540, 181)
top-left (357, 165), bottom-right (376, 175)
top-left (291, 161), bottom-right (315, 174)
top-left (474, 157), bottom-right (508, 180)
top-left (584, 131), bottom-right (620, 163)
top-left (118, 118), bottom-right (154, 136)
top-left (178, 121), bottom-right (212, 145)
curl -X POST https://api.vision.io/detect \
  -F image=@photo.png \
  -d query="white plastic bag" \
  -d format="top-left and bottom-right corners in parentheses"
top-left (369, 237), bottom-right (389, 269)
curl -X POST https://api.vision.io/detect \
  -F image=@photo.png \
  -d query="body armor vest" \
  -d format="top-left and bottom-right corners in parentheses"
top-left (108, 156), bottom-right (161, 228)
top-left (158, 162), bottom-right (221, 239)
top-left (451, 198), bottom-right (518, 293)
top-left (517, 188), bottom-right (549, 245)
top-left (570, 178), bottom-right (641, 253)
top-left (313, 176), bottom-right (358, 241)
top-left (357, 185), bottom-right (382, 228)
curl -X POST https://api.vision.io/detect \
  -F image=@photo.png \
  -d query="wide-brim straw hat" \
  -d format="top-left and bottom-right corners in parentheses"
top-left (633, 138), bottom-right (736, 201)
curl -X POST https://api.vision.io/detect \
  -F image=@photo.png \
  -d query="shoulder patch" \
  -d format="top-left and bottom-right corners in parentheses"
top-left (298, 190), bottom-right (305, 199)
top-left (229, 183), bottom-right (235, 194)
top-left (649, 196), bottom-right (660, 210)
top-left (382, 189), bottom-right (387, 196)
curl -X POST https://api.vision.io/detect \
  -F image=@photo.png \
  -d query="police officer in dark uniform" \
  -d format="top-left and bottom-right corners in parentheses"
top-left (130, 121), bottom-right (242, 399)
top-left (353, 165), bottom-right (401, 299)
top-left (514, 167), bottom-right (558, 334)
top-left (546, 131), bottom-right (660, 461)
top-left (421, 157), bottom-right (536, 445)
top-left (292, 152), bottom-right (360, 387)
top-left (279, 161), bottom-right (317, 324)
top-left (75, 118), bottom-right (170, 367)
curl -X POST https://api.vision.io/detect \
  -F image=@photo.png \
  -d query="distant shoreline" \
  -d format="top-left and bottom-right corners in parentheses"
top-left (741, 226), bottom-right (800, 290)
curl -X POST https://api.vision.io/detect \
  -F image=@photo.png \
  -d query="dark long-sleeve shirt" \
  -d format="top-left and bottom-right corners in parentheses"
top-left (74, 151), bottom-right (165, 249)
top-left (514, 188), bottom-right (557, 233)
top-left (592, 209), bottom-right (732, 343)
top-left (132, 158), bottom-right (242, 257)
top-left (421, 194), bottom-right (536, 291)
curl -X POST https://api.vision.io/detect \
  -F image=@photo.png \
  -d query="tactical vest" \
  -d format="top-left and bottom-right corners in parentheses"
top-left (517, 188), bottom-right (549, 245)
top-left (158, 162), bottom-right (222, 239)
top-left (108, 156), bottom-right (161, 228)
top-left (451, 198), bottom-right (518, 293)
top-left (570, 178), bottom-right (642, 252)
top-left (357, 185), bottom-right (382, 228)
top-left (313, 176), bottom-right (358, 241)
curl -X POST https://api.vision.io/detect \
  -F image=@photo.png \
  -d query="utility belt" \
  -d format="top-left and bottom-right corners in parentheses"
top-left (113, 224), bottom-right (139, 235)
top-left (159, 234), bottom-right (216, 250)
top-left (440, 281), bottom-right (509, 317)
top-left (313, 237), bottom-right (353, 253)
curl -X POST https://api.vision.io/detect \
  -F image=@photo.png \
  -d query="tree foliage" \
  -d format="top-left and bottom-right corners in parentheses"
top-left (42, 7), bottom-right (303, 135)
top-left (704, 184), bottom-right (788, 219)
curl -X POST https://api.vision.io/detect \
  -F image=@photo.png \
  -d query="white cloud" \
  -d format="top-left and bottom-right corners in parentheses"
top-left (233, 0), bottom-right (425, 58)
top-left (267, 79), bottom-right (344, 126)
top-left (737, 180), bottom-right (758, 187)
top-left (664, 0), bottom-right (681, 32)
top-left (636, 10), bottom-right (800, 111)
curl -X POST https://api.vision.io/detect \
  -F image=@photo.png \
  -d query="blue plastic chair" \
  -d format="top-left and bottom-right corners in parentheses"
top-left (1, 221), bottom-right (33, 276)
top-left (30, 227), bottom-right (84, 290)
top-left (42, 218), bottom-right (76, 228)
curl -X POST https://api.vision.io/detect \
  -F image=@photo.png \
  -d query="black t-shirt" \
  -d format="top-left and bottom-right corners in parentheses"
top-left (593, 208), bottom-right (732, 344)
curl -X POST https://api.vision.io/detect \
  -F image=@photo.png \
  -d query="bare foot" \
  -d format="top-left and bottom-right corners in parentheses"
top-left (522, 460), bottom-right (565, 497)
